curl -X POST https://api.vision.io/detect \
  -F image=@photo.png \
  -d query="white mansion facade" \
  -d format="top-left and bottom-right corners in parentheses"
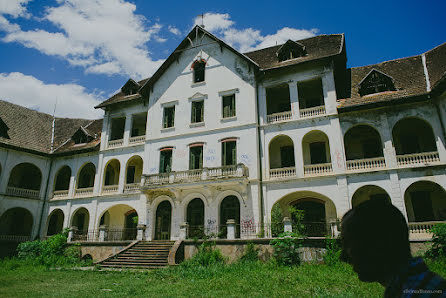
top-left (1, 26), bottom-right (446, 242)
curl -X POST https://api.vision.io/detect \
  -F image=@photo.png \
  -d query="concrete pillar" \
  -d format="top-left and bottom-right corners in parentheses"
top-left (294, 136), bottom-right (304, 178)
top-left (123, 114), bottom-right (132, 146)
top-left (99, 225), bottom-right (108, 242)
top-left (227, 219), bottom-right (236, 240)
top-left (322, 70), bottom-right (337, 114)
top-left (289, 81), bottom-right (300, 120)
top-left (68, 226), bottom-right (78, 242)
top-left (283, 217), bottom-right (292, 233)
top-left (137, 224), bottom-right (146, 240)
top-left (201, 168), bottom-right (208, 180)
top-left (179, 222), bottom-right (188, 240)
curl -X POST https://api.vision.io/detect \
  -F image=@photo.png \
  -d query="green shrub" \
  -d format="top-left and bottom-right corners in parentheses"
top-left (183, 239), bottom-right (226, 267)
top-left (239, 242), bottom-right (259, 262)
top-left (270, 232), bottom-right (302, 266)
top-left (271, 204), bottom-right (284, 237)
top-left (425, 223), bottom-right (446, 259)
top-left (323, 237), bottom-right (341, 266)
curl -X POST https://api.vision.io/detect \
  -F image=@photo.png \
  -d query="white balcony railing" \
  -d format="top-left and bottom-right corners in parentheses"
top-left (129, 135), bottom-right (145, 145)
top-left (269, 167), bottom-right (296, 179)
top-left (267, 111), bottom-right (292, 123)
top-left (304, 163), bottom-right (333, 176)
top-left (6, 186), bottom-right (40, 199)
top-left (124, 183), bottom-right (140, 193)
top-left (0, 235), bottom-right (31, 242)
top-left (300, 105), bottom-right (326, 118)
top-left (346, 157), bottom-right (386, 171)
top-left (397, 151), bottom-right (440, 166)
top-left (108, 139), bottom-right (123, 148)
top-left (143, 164), bottom-right (247, 187)
top-left (53, 190), bottom-right (69, 199)
top-left (408, 221), bottom-right (446, 240)
top-left (75, 187), bottom-right (94, 197)
top-left (102, 185), bottom-right (118, 194)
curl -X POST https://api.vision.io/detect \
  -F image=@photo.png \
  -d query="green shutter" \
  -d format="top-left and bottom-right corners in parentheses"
top-left (231, 142), bottom-right (236, 165)
top-left (199, 147), bottom-right (203, 169)
top-left (231, 95), bottom-right (236, 117)
top-left (222, 142), bottom-right (226, 166)
top-left (159, 152), bottom-right (165, 173)
top-left (189, 148), bottom-right (195, 169)
top-left (200, 101), bottom-right (204, 122)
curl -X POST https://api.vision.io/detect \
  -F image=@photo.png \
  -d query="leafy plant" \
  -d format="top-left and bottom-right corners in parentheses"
top-left (425, 223), bottom-right (446, 259)
top-left (183, 236), bottom-right (226, 267)
top-left (270, 231), bottom-right (302, 266)
top-left (323, 237), bottom-right (341, 266)
top-left (271, 204), bottom-right (284, 237)
top-left (239, 242), bottom-right (259, 262)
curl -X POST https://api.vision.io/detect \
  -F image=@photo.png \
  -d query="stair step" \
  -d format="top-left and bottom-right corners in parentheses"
top-left (103, 261), bottom-right (168, 265)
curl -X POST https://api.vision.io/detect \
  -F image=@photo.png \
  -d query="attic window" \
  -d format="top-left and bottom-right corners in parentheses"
top-left (72, 128), bottom-right (93, 144)
top-left (121, 79), bottom-right (140, 96)
top-left (358, 69), bottom-right (396, 96)
top-left (192, 59), bottom-right (206, 83)
top-left (0, 118), bottom-right (9, 139)
top-left (277, 40), bottom-right (306, 62)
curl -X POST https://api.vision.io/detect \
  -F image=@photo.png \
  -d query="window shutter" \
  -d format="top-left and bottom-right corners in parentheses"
top-left (189, 149), bottom-right (195, 169)
top-left (222, 142), bottom-right (226, 166)
top-left (159, 152), bottom-right (165, 173)
top-left (231, 95), bottom-right (236, 117)
top-left (199, 147), bottom-right (203, 169)
top-left (191, 103), bottom-right (196, 123)
top-left (231, 142), bottom-right (237, 165)
top-left (200, 102), bottom-right (204, 122)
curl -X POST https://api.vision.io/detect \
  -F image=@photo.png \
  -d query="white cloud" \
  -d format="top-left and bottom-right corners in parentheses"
top-left (0, 0), bottom-right (165, 79)
top-left (0, 72), bottom-right (103, 119)
top-left (194, 12), bottom-right (319, 52)
top-left (0, 0), bottom-right (30, 18)
top-left (168, 25), bottom-right (181, 36)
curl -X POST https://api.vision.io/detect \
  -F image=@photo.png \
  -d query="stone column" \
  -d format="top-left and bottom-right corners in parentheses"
top-left (123, 114), bottom-right (132, 146)
top-left (137, 224), bottom-right (146, 241)
top-left (68, 226), bottom-right (78, 242)
top-left (283, 217), bottom-right (292, 233)
top-left (99, 225), bottom-right (108, 242)
top-left (226, 219), bottom-right (236, 240)
top-left (179, 222), bottom-right (189, 240)
top-left (289, 81), bottom-right (300, 120)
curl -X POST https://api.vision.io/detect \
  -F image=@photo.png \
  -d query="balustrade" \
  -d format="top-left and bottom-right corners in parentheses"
top-left (397, 151), bottom-right (440, 166)
top-left (124, 183), bottom-right (140, 193)
top-left (108, 139), bottom-right (123, 148)
top-left (102, 185), bottom-right (118, 194)
top-left (129, 135), bottom-right (145, 145)
top-left (6, 186), bottom-right (40, 199)
top-left (269, 167), bottom-right (296, 179)
top-left (75, 187), bottom-right (94, 197)
top-left (346, 157), bottom-right (386, 171)
top-left (53, 190), bottom-right (69, 199)
top-left (304, 163), bottom-right (333, 176)
top-left (267, 110), bottom-right (292, 123)
top-left (300, 105), bottom-right (326, 118)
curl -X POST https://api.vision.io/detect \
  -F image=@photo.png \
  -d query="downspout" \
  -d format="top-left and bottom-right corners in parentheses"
top-left (254, 75), bottom-right (265, 227)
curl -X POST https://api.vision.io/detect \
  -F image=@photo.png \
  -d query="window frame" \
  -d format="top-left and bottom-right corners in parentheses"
top-left (221, 139), bottom-right (237, 166)
top-left (219, 89), bottom-right (239, 120)
top-left (163, 106), bottom-right (175, 129)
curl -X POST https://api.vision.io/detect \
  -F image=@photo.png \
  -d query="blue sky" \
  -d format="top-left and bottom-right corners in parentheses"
top-left (0, 0), bottom-right (444, 119)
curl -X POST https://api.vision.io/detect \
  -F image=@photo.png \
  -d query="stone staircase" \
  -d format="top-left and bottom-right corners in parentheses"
top-left (98, 240), bottom-right (176, 269)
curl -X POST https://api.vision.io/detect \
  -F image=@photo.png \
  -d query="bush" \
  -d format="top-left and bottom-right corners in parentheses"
top-left (182, 239), bottom-right (226, 267)
top-left (270, 232), bottom-right (302, 266)
top-left (323, 237), bottom-right (341, 266)
top-left (425, 223), bottom-right (446, 260)
top-left (239, 242), bottom-right (259, 262)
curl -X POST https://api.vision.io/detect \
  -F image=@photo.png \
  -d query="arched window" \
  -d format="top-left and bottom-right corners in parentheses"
top-left (77, 163), bottom-right (96, 189)
top-left (54, 166), bottom-right (71, 191)
top-left (8, 163), bottom-right (42, 191)
top-left (269, 135), bottom-right (295, 170)
top-left (352, 185), bottom-right (391, 208)
top-left (344, 125), bottom-right (384, 160)
top-left (392, 118), bottom-right (437, 155)
top-left (126, 156), bottom-right (143, 184)
top-left (187, 198), bottom-right (205, 238)
top-left (404, 181), bottom-right (446, 222)
top-left (302, 131), bottom-right (331, 165)
top-left (0, 208), bottom-right (33, 237)
top-left (155, 201), bottom-right (172, 240)
top-left (220, 196), bottom-right (240, 238)
top-left (104, 159), bottom-right (120, 186)
top-left (47, 209), bottom-right (64, 236)
top-left (192, 59), bottom-right (206, 83)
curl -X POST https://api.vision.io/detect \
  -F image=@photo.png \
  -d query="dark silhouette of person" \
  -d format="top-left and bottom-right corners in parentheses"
top-left (340, 199), bottom-right (446, 297)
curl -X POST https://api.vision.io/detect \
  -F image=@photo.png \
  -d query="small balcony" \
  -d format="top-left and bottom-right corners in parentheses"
top-left (6, 186), bottom-right (40, 199)
top-left (108, 139), bottom-right (123, 148)
top-left (304, 163), bottom-right (333, 176)
top-left (124, 183), bottom-right (140, 193)
top-left (269, 167), bottom-right (296, 180)
top-left (299, 105), bottom-right (325, 118)
top-left (52, 190), bottom-right (69, 199)
top-left (75, 187), bottom-right (94, 197)
top-left (267, 111), bottom-right (292, 123)
top-left (346, 157), bottom-right (386, 171)
top-left (102, 185), bottom-right (118, 194)
top-left (129, 135), bottom-right (145, 145)
top-left (143, 164), bottom-right (248, 187)
top-left (397, 151), bottom-right (440, 167)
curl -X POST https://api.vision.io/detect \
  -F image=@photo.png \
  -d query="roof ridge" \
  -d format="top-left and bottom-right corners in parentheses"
top-left (423, 41), bottom-right (446, 55)
top-left (350, 54), bottom-right (422, 70)
top-left (0, 99), bottom-right (53, 119)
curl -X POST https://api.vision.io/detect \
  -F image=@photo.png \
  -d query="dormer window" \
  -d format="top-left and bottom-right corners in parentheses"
top-left (358, 69), bottom-right (396, 96)
top-left (121, 79), bottom-right (140, 96)
top-left (276, 40), bottom-right (306, 62)
top-left (192, 59), bottom-right (206, 83)
top-left (0, 118), bottom-right (9, 139)
top-left (72, 127), bottom-right (94, 144)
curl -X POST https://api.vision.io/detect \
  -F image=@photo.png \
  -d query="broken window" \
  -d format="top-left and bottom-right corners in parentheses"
top-left (359, 70), bottom-right (396, 96)
top-left (163, 106), bottom-right (175, 128)
top-left (131, 113), bottom-right (147, 137)
top-left (159, 149), bottom-right (173, 173)
top-left (222, 140), bottom-right (237, 166)
top-left (266, 84), bottom-right (291, 115)
top-left (222, 94), bottom-right (236, 118)
top-left (110, 118), bottom-right (125, 140)
top-left (191, 100), bottom-right (204, 123)
top-left (298, 78), bottom-right (324, 109)
top-left (193, 60), bottom-right (206, 83)
top-left (189, 145), bottom-right (203, 170)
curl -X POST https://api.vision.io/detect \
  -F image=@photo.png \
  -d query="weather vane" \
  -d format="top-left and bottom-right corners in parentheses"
top-left (197, 14), bottom-right (205, 28)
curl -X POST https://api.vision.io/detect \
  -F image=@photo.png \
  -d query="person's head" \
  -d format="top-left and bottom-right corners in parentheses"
top-left (340, 199), bottom-right (411, 283)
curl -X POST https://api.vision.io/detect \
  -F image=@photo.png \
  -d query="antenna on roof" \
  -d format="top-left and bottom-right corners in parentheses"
top-left (197, 13), bottom-right (205, 28)
top-left (50, 98), bottom-right (58, 153)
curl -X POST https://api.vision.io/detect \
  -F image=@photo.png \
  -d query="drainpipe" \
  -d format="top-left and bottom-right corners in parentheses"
top-left (37, 158), bottom-right (53, 239)
top-left (254, 76), bottom-right (265, 227)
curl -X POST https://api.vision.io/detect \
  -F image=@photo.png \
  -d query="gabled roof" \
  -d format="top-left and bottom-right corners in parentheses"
top-left (94, 78), bottom-right (148, 109)
top-left (276, 40), bottom-right (306, 60)
top-left (244, 34), bottom-right (345, 70)
top-left (121, 79), bottom-right (140, 94)
top-left (357, 68), bottom-right (394, 86)
top-left (425, 42), bottom-right (446, 90)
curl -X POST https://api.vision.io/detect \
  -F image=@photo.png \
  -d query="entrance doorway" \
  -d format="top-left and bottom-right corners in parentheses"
top-left (155, 201), bottom-right (172, 240)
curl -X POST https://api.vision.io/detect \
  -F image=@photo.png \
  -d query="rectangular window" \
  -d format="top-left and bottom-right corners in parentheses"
top-left (110, 117), bottom-right (125, 140)
top-left (189, 146), bottom-right (203, 169)
top-left (163, 106), bottom-right (175, 128)
top-left (131, 113), bottom-right (147, 137)
top-left (126, 166), bottom-right (135, 183)
top-left (298, 78), bottom-right (324, 109)
top-left (309, 142), bottom-right (327, 164)
top-left (222, 141), bottom-right (237, 166)
top-left (191, 100), bottom-right (204, 123)
top-left (222, 94), bottom-right (236, 118)
top-left (159, 150), bottom-right (173, 173)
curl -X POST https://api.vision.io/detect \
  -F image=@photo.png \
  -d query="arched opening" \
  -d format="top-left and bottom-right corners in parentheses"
top-left (352, 185), bottom-right (391, 208)
top-left (99, 204), bottom-right (138, 241)
top-left (220, 196), bottom-right (240, 238)
top-left (54, 166), bottom-right (71, 192)
top-left (269, 135), bottom-right (295, 172)
top-left (125, 156), bottom-right (143, 188)
top-left (7, 163), bottom-right (42, 197)
top-left (104, 159), bottom-right (120, 186)
top-left (47, 209), bottom-right (64, 236)
top-left (271, 191), bottom-right (337, 237)
top-left (392, 118), bottom-right (437, 155)
top-left (155, 201), bottom-right (172, 240)
top-left (71, 208), bottom-right (90, 237)
top-left (344, 125), bottom-right (384, 160)
top-left (404, 181), bottom-right (446, 222)
top-left (0, 208), bottom-right (33, 238)
top-left (77, 163), bottom-right (96, 189)
top-left (187, 198), bottom-right (205, 238)
top-left (302, 131), bottom-right (332, 175)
